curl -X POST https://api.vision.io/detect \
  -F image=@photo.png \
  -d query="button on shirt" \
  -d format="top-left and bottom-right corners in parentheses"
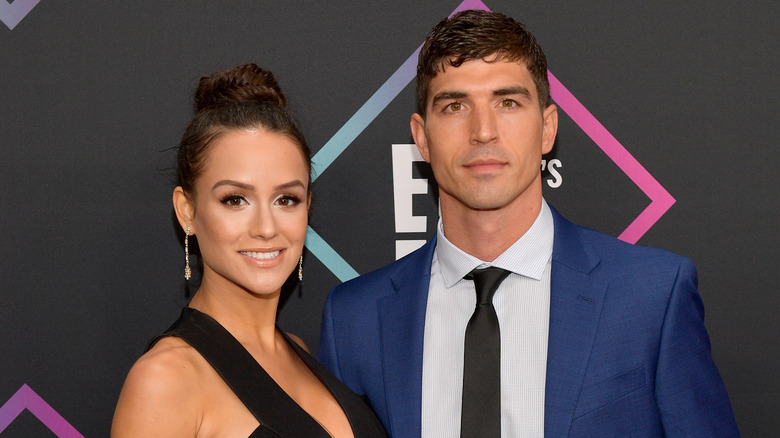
top-left (421, 200), bottom-right (554, 438)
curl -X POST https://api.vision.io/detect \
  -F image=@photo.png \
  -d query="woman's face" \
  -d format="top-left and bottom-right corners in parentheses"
top-left (180, 129), bottom-right (309, 297)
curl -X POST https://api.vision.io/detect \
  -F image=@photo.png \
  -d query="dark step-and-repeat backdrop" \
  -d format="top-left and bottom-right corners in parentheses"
top-left (1, 1), bottom-right (777, 436)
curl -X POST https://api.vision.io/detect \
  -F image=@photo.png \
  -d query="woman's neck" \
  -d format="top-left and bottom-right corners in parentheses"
top-left (188, 275), bottom-right (282, 351)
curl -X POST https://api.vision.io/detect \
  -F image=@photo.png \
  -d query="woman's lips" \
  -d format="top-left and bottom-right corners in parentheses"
top-left (240, 250), bottom-right (281, 260)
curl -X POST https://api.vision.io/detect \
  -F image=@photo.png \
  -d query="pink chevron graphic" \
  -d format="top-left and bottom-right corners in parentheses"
top-left (453, 0), bottom-right (675, 244)
top-left (451, 0), bottom-right (486, 14)
top-left (548, 73), bottom-right (675, 243)
top-left (0, 384), bottom-right (84, 437)
top-left (0, 0), bottom-right (42, 30)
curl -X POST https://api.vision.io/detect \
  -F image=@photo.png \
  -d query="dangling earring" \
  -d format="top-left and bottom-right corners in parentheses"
top-left (184, 226), bottom-right (192, 280)
top-left (298, 254), bottom-right (303, 281)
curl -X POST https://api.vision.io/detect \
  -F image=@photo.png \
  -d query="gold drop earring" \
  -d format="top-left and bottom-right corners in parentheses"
top-left (298, 254), bottom-right (303, 281)
top-left (184, 226), bottom-right (192, 280)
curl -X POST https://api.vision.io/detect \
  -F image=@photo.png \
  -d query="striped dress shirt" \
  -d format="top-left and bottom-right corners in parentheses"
top-left (421, 200), bottom-right (554, 438)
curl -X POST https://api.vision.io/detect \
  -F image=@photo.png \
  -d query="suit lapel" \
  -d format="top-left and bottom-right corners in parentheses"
top-left (544, 208), bottom-right (608, 436)
top-left (377, 237), bottom-right (436, 437)
top-left (369, 211), bottom-right (607, 435)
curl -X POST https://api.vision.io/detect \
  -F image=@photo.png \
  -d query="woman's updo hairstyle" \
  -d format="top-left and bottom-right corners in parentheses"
top-left (176, 64), bottom-right (311, 195)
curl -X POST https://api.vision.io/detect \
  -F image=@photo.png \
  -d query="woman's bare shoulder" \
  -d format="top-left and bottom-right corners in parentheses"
top-left (131, 336), bottom-right (206, 386)
top-left (285, 332), bottom-right (310, 353)
top-left (111, 337), bottom-right (205, 437)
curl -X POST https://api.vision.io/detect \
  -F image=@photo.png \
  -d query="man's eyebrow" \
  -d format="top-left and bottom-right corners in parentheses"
top-left (494, 86), bottom-right (532, 99)
top-left (431, 91), bottom-right (467, 105)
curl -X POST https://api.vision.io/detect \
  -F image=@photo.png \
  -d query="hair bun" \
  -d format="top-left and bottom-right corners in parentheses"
top-left (194, 63), bottom-right (286, 113)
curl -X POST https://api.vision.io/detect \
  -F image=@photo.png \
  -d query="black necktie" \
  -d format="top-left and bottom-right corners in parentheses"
top-left (461, 267), bottom-right (510, 438)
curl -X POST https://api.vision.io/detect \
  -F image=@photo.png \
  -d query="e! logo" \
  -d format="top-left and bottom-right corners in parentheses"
top-left (392, 144), bottom-right (429, 259)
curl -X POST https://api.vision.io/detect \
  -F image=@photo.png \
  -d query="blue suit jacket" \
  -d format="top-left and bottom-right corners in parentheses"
top-left (319, 208), bottom-right (739, 437)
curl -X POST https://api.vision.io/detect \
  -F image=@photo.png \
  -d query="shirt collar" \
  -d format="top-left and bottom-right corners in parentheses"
top-left (435, 199), bottom-right (554, 288)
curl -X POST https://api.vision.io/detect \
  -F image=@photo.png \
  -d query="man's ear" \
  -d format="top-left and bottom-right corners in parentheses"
top-left (541, 104), bottom-right (559, 155)
top-left (410, 113), bottom-right (431, 163)
top-left (172, 186), bottom-right (195, 234)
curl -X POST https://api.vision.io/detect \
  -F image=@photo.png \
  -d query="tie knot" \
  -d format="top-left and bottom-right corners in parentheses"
top-left (466, 267), bottom-right (511, 305)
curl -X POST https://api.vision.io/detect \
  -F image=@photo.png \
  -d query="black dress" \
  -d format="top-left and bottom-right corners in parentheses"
top-left (147, 308), bottom-right (388, 438)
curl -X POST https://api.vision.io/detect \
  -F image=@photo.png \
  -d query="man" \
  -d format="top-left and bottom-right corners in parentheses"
top-left (319, 10), bottom-right (738, 437)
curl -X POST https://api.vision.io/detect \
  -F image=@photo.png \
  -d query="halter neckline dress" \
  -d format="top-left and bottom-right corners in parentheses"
top-left (148, 308), bottom-right (387, 437)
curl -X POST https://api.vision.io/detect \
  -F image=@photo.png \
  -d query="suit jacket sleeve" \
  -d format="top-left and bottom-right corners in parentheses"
top-left (318, 287), bottom-right (342, 380)
top-left (655, 258), bottom-right (739, 436)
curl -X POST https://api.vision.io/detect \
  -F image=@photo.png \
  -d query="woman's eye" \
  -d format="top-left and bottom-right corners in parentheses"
top-left (275, 195), bottom-right (301, 207)
top-left (221, 195), bottom-right (246, 207)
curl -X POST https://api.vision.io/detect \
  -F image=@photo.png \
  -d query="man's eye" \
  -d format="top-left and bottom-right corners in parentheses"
top-left (500, 99), bottom-right (516, 108)
top-left (447, 102), bottom-right (462, 112)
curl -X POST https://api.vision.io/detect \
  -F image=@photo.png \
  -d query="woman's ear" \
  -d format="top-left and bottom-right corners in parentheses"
top-left (172, 186), bottom-right (195, 234)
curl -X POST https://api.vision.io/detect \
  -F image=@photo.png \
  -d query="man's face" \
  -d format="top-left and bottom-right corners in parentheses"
top-left (411, 58), bottom-right (557, 215)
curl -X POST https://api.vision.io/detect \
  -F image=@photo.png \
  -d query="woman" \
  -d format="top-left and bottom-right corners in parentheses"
top-left (111, 64), bottom-right (387, 437)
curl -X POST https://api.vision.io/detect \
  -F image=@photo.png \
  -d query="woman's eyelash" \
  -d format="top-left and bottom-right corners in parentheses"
top-left (276, 195), bottom-right (302, 206)
top-left (220, 194), bottom-right (247, 206)
top-left (218, 193), bottom-right (304, 207)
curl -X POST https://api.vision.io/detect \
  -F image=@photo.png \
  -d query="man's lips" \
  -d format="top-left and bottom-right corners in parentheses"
top-left (464, 159), bottom-right (506, 171)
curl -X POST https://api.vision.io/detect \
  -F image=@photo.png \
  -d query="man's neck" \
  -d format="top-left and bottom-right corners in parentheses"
top-left (440, 190), bottom-right (543, 262)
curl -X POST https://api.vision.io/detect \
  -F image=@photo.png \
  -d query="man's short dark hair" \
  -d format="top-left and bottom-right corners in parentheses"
top-left (416, 9), bottom-right (551, 117)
